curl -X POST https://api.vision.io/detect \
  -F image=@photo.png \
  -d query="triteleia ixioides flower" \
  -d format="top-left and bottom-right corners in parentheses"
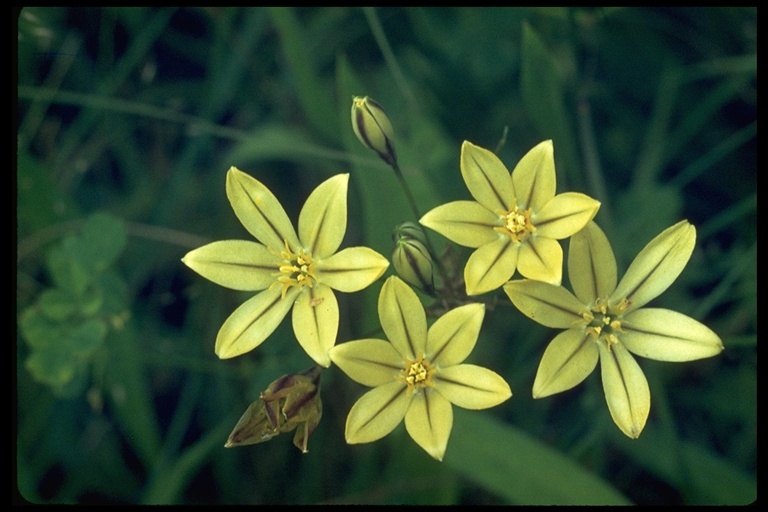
top-left (330, 276), bottom-right (511, 461)
top-left (182, 167), bottom-right (389, 367)
top-left (503, 220), bottom-right (723, 438)
top-left (420, 140), bottom-right (600, 295)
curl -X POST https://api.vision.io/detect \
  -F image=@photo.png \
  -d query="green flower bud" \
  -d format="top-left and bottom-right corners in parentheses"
top-left (351, 96), bottom-right (397, 166)
top-left (392, 223), bottom-right (435, 296)
top-left (394, 221), bottom-right (429, 247)
top-left (225, 366), bottom-right (322, 453)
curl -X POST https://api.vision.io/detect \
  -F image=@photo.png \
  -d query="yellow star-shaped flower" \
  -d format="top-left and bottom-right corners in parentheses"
top-left (504, 221), bottom-right (723, 438)
top-left (182, 167), bottom-right (389, 367)
top-left (420, 140), bottom-right (600, 294)
top-left (330, 276), bottom-right (512, 461)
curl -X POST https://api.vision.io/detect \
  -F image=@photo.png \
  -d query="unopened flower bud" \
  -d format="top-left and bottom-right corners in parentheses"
top-left (394, 221), bottom-right (429, 247)
top-left (351, 96), bottom-right (397, 166)
top-left (225, 366), bottom-right (322, 453)
top-left (392, 223), bottom-right (435, 296)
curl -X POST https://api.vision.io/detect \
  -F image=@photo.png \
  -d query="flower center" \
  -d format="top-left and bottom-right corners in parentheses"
top-left (272, 240), bottom-right (318, 299)
top-left (495, 207), bottom-right (536, 243)
top-left (398, 353), bottom-right (436, 395)
top-left (581, 297), bottom-right (631, 349)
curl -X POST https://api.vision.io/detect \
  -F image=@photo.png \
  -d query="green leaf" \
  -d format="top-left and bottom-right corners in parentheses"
top-left (42, 212), bottom-right (126, 302)
top-left (38, 288), bottom-right (79, 321)
top-left (79, 286), bottom-right (104, 317)
top-left (97, 269), bottom-right (130, 316)
top-left (445, 409), bottom-right (631, 504)
top-left (67, 318), bottom-right (107, 358)
top-left (19, 307), bottom-right (67, 350)
top-left (49, 363), bottom-right (90, 398)
top-left (24, 344), bottom-right (78, 388)
top-left (46, 239), bottom-right (91, 297)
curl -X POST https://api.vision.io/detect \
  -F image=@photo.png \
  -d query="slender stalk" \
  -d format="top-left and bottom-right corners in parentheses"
top-left (391, 163), bottom-right (423, 221)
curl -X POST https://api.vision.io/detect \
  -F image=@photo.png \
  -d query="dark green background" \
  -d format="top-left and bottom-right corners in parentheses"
top-left (16, 7), bottom-right (756, 505)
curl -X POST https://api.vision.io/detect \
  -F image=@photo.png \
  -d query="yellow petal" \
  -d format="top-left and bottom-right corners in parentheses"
top-left (610, 220), bottom-right (696, 313)
top-left (598, 341), bottom-right (650, 439)
top-left (532, 329), bottom-right (598, 398)
top-left (404, 389), bottom-right (453, 461)
top-left (517, 236), bottom-right (563, 285)
top-left (419, 201), bottom-right (501, 248)
top-left (181, 240), bottom-right (279, 291)
top-left (534, 192), bottom-right (601, 240)
top-left (225, 167), bottom-right (300, 252)
top-left (463, 237), bottom-right (519, 296)
top-left (620, 308), bottom-right (724, 362)
top-left (379, 276), bottom-right (427, 360)
top-left (215, 287), bottom-right (299, 359)
top-left (427, 303), bottom-right (485, 368)
top-left (345, 381), bottom-right (410, 444)
top-left (329, 339), bottom-right (403, 387)
top-left (315, 247), bottom-right (389, 292)
top-left (503, 279), bottom-right (584, 328)
top-left (511, 140), bottom-right (555, 211)
top-left (434, 364), bottom-right (512, 410)
top-left (567, 221), bottom-right (617, 305)
top-left (298, 174), bottom-right (348, 259)
top-left (460, 141), bottom-right (515, 212)
top-left (292, 285), bottom-right (338, 367)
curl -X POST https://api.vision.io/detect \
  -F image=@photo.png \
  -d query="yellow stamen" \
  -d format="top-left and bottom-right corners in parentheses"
top-left (583, 297), bottom-right (626, 348)
top-left (270, 239), bottom-right (318, 299)
top-left (494, 206), bottom-right (536, 243)
top-left (397, 353), bottom-right (436, 396)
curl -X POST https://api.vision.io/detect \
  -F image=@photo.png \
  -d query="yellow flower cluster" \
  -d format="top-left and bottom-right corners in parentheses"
top-left (182, 96), bottom-right (723, 458)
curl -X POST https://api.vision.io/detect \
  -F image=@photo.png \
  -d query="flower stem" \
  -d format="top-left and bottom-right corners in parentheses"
top-left (391, 163), bottom-right (423, 220)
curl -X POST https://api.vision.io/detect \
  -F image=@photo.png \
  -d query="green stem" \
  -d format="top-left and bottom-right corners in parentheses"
top-left (391, 163), bottom-right (423, 221)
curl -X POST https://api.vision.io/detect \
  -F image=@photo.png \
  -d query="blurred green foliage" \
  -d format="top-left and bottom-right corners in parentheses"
top-left (20, 212), bottom-right (128, 395)
top-left (16, 7), bottom-right (755, 505)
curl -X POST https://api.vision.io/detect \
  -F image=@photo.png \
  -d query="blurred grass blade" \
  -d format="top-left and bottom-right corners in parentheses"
top-left (692, 241), bottom-right (755, 320)
top-left (520, 22), bottom-right (580, 188)
top-left (362, 7), bottom-right (417, 110)
top-left (682, 53), bottom-right (756, 82)
top-left (151, 8), bottom-right (266, 228)
top-left (671, 121), bottom-right (756, 189)
top-left (104, 326), bottom-right (162, 470)
top-left (632, 62), bottom-right (680, 190)
top-left (445, 409), bottom-right (631, 505)
top-left (612, 427), bottom-right (755, 505)
top-left (268, 7), bottom-right (339, 144)
top-left (56, 8), bottom-right (176, 172)
top-left (225, 124), bottom-right (369, 169)
top-left (664, 75), bottom-right (754, 166)
top-left (142, 421), bottom-right (232, 504)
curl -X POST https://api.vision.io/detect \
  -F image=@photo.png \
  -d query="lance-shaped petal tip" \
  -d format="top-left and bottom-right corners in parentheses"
top-left (610, 220), bottom-right (696, 313)
top-left (619, 308), bottom-right (724, 362)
